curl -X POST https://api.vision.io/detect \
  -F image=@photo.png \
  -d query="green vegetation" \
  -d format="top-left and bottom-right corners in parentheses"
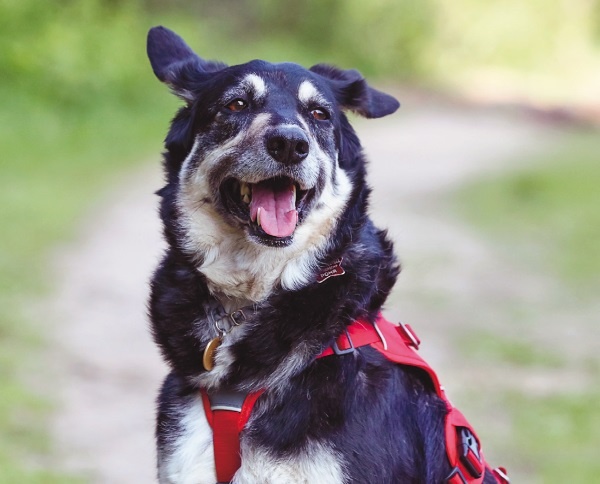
top-left (461, 330), bottom-right (564, 368)
top-left (431, 0), bottom-right (600, 104)
top-left (0, 1), bottom-right (173, 480)
top-left (507, 389), bottom-right (600, 483)
top-left (454, 132), bottom-right (600, 295)
top-left (0, 0), bottom-right (426, 478)
top-left (451, 132), bottom-right (600, 482)
top-left (1, 0), bottom-right (598, 479)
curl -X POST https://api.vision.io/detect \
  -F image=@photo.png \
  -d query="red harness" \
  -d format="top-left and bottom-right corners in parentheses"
top-left (201, 315), bottom-right (509, 484)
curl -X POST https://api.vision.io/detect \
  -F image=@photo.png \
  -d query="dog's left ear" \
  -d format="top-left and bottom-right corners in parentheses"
top-left (310, 64), bottom-right (399, 119)
top-left (147, 26), bottom-right (227, 101)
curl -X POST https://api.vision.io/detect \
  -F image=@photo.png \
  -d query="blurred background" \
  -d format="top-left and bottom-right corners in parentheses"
top-left (1, 0), bottom-right (598, 482)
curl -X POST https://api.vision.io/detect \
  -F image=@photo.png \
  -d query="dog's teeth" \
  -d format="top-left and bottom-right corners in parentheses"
top-left (257, 207), bottom-right (262, 227)
top-left (242, 194), bottom-right (250, 204)
top-left (240, 182), bottom-right (250, 197)
top-left (292, 184), bottom-right (297, 205)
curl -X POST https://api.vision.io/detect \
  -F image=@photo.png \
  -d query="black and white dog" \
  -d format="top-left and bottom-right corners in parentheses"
top-left (147, 26), bottom-right (499, 484)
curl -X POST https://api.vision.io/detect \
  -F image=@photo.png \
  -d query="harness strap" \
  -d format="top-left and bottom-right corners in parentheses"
top-left (319, 315), bottom-right (508, 484)
top-left (201, 389), bottom-right (264, 483)
top-left (200, 315), bottom-right (508, 484)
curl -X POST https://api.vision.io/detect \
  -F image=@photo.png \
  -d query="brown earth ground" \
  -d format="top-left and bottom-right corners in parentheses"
top-left (49, 99), bottom-right (590, 483)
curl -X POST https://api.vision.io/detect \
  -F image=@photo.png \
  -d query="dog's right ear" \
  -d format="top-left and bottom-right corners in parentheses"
top-left (310, 64), bottom-right (399, 119)
top-left (147, 26), bottom-right (226, 102)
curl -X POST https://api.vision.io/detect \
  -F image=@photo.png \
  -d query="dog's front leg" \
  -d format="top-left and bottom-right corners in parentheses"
top-left (156, 375), bottom-right (217, 484)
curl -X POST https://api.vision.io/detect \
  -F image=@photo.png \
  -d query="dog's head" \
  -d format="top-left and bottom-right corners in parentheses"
top-left (148, 26), bottom-right (399, 298)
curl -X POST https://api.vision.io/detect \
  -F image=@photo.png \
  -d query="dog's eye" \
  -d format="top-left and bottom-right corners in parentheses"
top-left (225, 99), bottom-right (248, 112)
top-left (311, 108), bottom-right (330, 121)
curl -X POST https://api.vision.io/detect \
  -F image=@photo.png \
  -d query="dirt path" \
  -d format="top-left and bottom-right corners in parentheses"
top-left (50, 103), bottom-right (553, 483)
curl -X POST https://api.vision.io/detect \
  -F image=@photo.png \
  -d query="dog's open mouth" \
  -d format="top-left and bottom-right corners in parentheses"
top-left (220, 177), bottom-right (312, 244)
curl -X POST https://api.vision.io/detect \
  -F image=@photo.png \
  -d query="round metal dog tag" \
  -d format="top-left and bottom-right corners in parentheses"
top-left (203, 337), bottom-right (222, 371)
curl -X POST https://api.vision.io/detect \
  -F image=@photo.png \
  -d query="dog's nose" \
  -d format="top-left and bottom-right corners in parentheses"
top-left (265, 127), bottom-right (309, 165)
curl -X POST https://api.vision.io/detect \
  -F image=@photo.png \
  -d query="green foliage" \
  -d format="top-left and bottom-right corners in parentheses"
top-left (506, 390), bottom-right (600, 483)
top-left (592, 0), bottom-right (600, 43)
top-left (141, 0), bottom-right (435, 78)
top-left (451, 131), bottom-right (600, 481)
top-left (1, 0), bottom-right (147, 107)
top-left (1, 0), bottom-right (598, 478)
top-left (430, 0), bottom-right (600, 101)
top-left (139, 0), bottom-right (600, 101)
top-left (460, 330), bottom-right (564, 368)
top-left (433, 0), bottom-right (563, 70)
top-left (454, 132), bottom-right (600, 295)
top-left (253, 0), bottom-right (435, 77)
top-left (0, 0), bottom-right (174, 479)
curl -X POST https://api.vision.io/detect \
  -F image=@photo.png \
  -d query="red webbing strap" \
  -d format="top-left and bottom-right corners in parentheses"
top-left (199, 316), bottom-right (508, 484)
top-left (213, 409), bottom-right (242, 483)
top-left (318, 318), bottom-right (382, 357)
top-left (445, 407), bottom-right (486, 484)
top-left (201, 390), bottom-right (264, 483)
top-left (318, 315), bottom-right (508, 483)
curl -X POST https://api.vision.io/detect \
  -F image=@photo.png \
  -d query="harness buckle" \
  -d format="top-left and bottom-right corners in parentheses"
top-left (332, 329), bottom-right (355, 355)
top-left (397, 322), bottom-right (421, 349)
top-left (446, 466), bottom-right (468, 484)
top-left (207, 389), bottom-right (247, 413)
top-left (459, 427), bottom-right (484, 478)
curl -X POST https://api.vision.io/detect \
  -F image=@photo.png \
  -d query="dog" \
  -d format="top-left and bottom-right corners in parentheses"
top-left (146, 26), bottom-right (504, 484)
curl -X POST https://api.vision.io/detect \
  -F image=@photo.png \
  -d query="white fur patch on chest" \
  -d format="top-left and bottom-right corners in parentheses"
top-left (235, 440), bottom-right (347, 484)
top-left (158, 394), bottom-right (215, 484)
top-left (158, 394), bottom-right (346, 484)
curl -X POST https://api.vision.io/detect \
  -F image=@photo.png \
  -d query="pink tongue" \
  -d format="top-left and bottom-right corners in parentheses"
top-left (250, 180), bottom-right (298, 237)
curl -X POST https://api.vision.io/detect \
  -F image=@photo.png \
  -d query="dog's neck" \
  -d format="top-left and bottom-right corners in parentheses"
top-left (194, 233), bottom-right (398, 394)
top-left (197, 238), bottom-right (319, 302)
top-left (212, 293), bottom-right (252, 315)
top-left (150, 212), bottom-right (398, 393)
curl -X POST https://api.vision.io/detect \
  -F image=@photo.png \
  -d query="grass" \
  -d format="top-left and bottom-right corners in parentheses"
top-left (506, 389), bottom-right (600, 483)
top-left (450, 130), bottom-right (600, 482)
top-left (0, 89), bottom-right (175, 481)
top-left (0, 2), bottom-right (177, 478)
top-left (460, 330), bottom-right (564, 368)
top-left (1, 0), bottom-right (598, 479)
top-left (453, 131), bottom-right (600, 297)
